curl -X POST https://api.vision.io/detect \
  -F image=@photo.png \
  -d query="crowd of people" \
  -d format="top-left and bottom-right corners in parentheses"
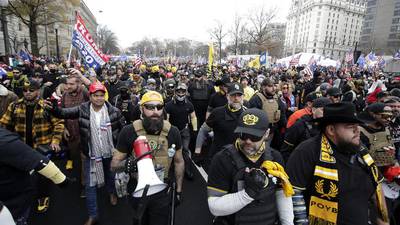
top-left (0, 56), bottom-right (399, 225)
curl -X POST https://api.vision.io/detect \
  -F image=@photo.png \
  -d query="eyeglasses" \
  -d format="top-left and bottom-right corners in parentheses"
top-left (332, 95), bottom-right (342, 98)
top-left (282, 87), bottom-right (289, 90)
top-left (239, 133), bottom-right (263, 142)
top-left (143, 104), bottom-right (164, 111)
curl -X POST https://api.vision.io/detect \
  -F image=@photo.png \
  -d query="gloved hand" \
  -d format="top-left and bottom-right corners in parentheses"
top-left (175, 192), bottom-right (182, 207)
top-left (125, 156), bottom-right (137, 173)
top-left (244, 168), bottom-right (268, 200)
top-left (57, 177), bottom-right (76, 189)
top-left (192, 153), bottom-right (203, 166)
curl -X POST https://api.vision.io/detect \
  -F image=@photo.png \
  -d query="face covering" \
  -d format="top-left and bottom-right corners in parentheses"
top-left (175, 95), bottom-right (186, 102)
top-left (50, 69), bottom-right (57, 73)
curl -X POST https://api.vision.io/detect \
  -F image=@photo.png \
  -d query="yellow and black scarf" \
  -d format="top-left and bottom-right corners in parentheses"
top-left (309, 135), bottom-right (388, 225)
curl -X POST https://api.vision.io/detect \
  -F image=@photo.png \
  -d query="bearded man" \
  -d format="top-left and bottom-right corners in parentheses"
top-left (287, 102), bottom-right (389, 225)
top-left (195, 83), bottom-right (247, 170)
top-left (111, 91), bottom-right (185, 225)
top-left (207, 108), bottom-right (294, 225)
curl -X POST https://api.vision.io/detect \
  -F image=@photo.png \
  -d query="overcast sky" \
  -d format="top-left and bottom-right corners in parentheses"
top-left (84, 0), bottom-right (292, 48)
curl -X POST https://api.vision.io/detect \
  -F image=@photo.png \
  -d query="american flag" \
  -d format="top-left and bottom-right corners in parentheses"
top-left (345, 51), bottom-right (354, 64)
top-left (304, 66), bottom-right (313, 77)
top-left (289, 54), bottom-right (301, 66)
top-left (134, 57), bottom-right (142, 68)
top-left (308, 55), bottom-right (315, 66)
top-left (393, 49), bottom-right (400, 60)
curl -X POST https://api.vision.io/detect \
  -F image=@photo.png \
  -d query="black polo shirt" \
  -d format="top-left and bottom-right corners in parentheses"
top-left (165, 99), bottom-right (195, 131)
top-left (206, 105), bottom-right (244, 157)
top-left (116, 122), bottom-right (182, 155)
top-left (208, 92), bottom-right (227, 112)
top-left (286, 135), bottom-right (379, 225)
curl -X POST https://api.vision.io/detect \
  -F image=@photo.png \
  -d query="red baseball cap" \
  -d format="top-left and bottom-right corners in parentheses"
top-left (89, 82), bottom-right (106, 94)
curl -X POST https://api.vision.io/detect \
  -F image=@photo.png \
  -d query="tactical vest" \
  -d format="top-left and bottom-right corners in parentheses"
top-left (133, 120), bottom-right (172, 179)
top-left (256, 93), bottom-right (280, 124)
top-left (359, 126), bottom-right (395, 167)
top-left (222, 146), bottom-right (278, 225)
top-left (191, 81), bottom-right (209, 100)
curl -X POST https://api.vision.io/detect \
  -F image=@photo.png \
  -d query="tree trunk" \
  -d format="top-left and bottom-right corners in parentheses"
top-left (29, 21), bottom-right (39, 56)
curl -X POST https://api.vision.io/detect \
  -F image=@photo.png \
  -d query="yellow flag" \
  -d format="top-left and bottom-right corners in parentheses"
top-left (208, 43), bottom-right (214, 72)
top-left (248, 56), bottom-right (260, 69)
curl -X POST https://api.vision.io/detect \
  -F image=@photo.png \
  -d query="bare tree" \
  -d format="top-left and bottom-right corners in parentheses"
top-left (209, 20), bottom-right (228, 63)
top-left (7, 0), bottom-right (78, 56)
top-left (229, 14), bottom-right (244, 55)
top-left (247, 6), bottom-right (278, 54)
top-left (97, 25), bottom-right (120, 54)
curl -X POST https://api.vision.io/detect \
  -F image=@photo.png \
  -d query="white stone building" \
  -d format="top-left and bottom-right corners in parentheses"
top-left (284, 0), bottom-right (366, 60)
top-left (0, 0), bottom-right (97, 57)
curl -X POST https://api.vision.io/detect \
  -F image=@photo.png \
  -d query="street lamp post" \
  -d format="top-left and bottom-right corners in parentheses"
top-left (54, 24), bottom-right (60, 61)
top-left (0, 0), bottom-right (10, 56)
top-left (44, 7), bottom-right (49, 56)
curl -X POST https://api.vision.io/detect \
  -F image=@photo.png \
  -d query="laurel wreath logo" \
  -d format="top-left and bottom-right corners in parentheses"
top-left (315, 179), bottom-right (338, 200)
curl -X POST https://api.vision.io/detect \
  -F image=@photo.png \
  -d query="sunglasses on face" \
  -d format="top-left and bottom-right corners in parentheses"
top-left (239, 133), bottom-right (263, 142)
top-left (143, 104), bottom-right (164, 111)
top-left (332, 95), bottom-right (341, 98)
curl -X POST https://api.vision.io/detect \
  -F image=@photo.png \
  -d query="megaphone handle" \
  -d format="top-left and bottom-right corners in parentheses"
top-left (170, 182), bottom-right (176, 225)
top-left (135, 184), bottom-right (150, 225)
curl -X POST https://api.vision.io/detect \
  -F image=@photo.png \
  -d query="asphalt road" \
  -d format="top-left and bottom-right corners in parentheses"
top-left (28, 159), bottom-right (213, 225)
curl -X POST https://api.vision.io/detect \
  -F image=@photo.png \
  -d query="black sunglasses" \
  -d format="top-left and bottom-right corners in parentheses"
top-left (239, 133), bottom-right (263, 142)
top-left (332, 95), bottom-right (342, 98)
top-left (143, 104), bottom-right (164, 111)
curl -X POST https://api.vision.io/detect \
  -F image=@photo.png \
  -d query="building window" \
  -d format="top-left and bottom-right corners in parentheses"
top-left (394, 10), bottom-right (400, 16)
top-left (313, 49), bottom-right (316, 53)
top-left (18, 23), bottom-right (22, 31)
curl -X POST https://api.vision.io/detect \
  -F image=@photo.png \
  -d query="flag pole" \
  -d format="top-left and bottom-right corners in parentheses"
top-left (67, 11), bottom-right (78, 66)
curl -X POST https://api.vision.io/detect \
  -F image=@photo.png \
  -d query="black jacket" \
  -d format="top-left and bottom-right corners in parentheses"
top-left (54, 101), bottom-right (125, 157)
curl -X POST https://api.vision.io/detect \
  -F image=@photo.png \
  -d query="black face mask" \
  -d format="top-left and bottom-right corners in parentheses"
top-left (50, 69), bottom-right (57, 73)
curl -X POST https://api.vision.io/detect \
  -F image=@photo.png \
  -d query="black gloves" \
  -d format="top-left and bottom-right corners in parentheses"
top-left (57, 177), bottom-right (76, 189)
top-left (175, 192), bottom-right (182, 207)
top-left (244, 168), bottom-right (268, 200)
top-left (192, 153), bottom-right (203, 166)
top-left (125, 156), bottom-right (137, 173)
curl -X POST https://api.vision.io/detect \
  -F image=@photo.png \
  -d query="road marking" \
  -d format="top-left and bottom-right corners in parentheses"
top-left (192, 160), bottom-right (208, 182)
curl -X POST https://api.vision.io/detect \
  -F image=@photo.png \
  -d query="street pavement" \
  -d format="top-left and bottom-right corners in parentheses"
top-left (29, 159), bottom-right (213, 225)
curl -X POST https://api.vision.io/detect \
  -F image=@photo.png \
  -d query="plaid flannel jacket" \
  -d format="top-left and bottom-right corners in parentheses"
top-left (0, 98), bottom-right (64, 148)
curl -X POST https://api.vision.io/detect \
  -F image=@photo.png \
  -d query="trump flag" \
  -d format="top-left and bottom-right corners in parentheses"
top-left (72, 13), bottom-right (109, 69)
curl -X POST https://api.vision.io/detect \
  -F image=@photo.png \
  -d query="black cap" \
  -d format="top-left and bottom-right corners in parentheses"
top-left (234, 108), bottom-right (269, 137)
top-left (305, 91), bottom-right (323, 103)
top-left (227, 83), bottom-right (244, 95)
top-left (366, 102), bottom-right (386, 113)
top-left (24, 79), bottom-right (40, 90)
top-left (390, 88), bottom-right (400, 98)
top-left (314, 102), bottom-right (363, 125)
top-left (327, 87), bottom-right (342, 96)
top-left (312, 97), bottom-right (332, 108)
